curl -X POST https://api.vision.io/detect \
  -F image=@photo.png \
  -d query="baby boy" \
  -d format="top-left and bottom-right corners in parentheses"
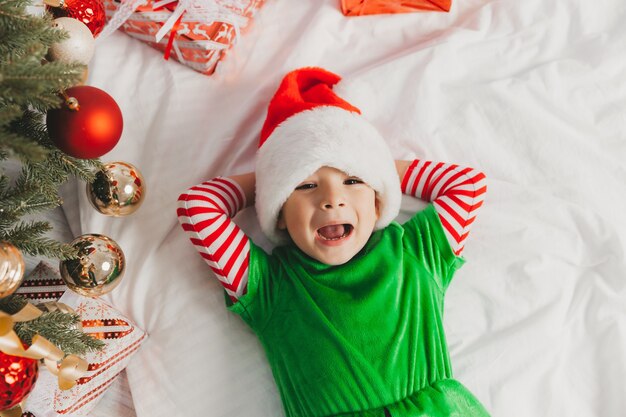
top-left (178, 68), bottom-right (489, 417)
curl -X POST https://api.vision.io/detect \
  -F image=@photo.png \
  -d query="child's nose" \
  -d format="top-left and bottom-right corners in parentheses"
top-left (320, 187), bottom-right (345, 209)
top-left (322, 201), bottom-right (345, 209)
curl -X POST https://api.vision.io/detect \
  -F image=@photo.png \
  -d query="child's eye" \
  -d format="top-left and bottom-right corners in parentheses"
top-left (295, 183), bottom-right (316, 190)
top-left (344, 178), bottom-right (364, 185)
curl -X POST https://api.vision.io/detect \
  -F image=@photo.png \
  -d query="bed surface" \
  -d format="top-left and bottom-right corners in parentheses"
top-left (60, 0), bottom-right (626, 415)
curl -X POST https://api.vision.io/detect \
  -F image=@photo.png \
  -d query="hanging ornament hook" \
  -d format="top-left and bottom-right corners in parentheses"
top-left (44, 0), bottom-right (66, 8)
top-left (61, 90), bottom-right (80, 111)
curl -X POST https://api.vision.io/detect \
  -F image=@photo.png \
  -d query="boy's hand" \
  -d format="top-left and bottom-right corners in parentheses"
top-left (395, 160), bottom-right (412, 181)
top-left (228, 172), bottom-right (256, 207)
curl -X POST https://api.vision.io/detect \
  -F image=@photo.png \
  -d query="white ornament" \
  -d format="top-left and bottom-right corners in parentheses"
top-left (48, 17), bottom-right (95, 65)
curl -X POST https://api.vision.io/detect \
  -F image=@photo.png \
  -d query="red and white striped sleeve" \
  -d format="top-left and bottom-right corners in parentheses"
top-left (177, 177), bottom-right (250, 302)
top-left (401, 159), bottom-right (487, 256)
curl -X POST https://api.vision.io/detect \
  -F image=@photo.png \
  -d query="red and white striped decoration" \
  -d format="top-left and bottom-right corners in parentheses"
top-left (401, 159), bottom-right (487, 255)
top-left (177, 177), bottom-right (250, 301)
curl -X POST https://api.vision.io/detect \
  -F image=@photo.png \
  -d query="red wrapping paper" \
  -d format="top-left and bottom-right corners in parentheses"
top-left (102, 0), bottom-right (265, 75)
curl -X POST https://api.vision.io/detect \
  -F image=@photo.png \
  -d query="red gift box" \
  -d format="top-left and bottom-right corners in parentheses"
top-left (102, 0), bottom-right (265, 75)
top-left (340, 0), bottom-right (451, 16)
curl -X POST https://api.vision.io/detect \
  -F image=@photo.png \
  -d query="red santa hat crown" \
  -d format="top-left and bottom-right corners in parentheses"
top-left (255, 67), bottom-right (401, 245)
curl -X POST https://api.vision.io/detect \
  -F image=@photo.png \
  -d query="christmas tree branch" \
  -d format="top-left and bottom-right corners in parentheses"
top-left (1, 60), bottom-right (84, 110)
top-left (0, 0), bottom-right (97, 259)
top-left (52, 151), bottom-right (102, 182)
top-left (0, 294), bottom-right (28, 315)
top-left (2, 165), bottom-right (60, 216)
top-left (0, 220), bottom-right (78, 258)
top-left (0, 104), bottom-right (22, 125)
top-left (14, 310), bottom-right (105, 355)
top-left (0, 1), bottom-right (68, 58)
top-left (0, 131), bottom-right (49, 161)
top-left (1, 295), bottom-right (106, 356)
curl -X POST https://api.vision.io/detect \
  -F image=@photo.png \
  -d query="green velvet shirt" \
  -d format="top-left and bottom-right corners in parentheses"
top-left (227, 204), bottom-right (490, 417)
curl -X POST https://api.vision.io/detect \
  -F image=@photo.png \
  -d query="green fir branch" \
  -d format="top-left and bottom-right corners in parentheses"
top-left (25, 158), bottom-right (69, 188)
top-left (2, 165), bottom-right (60, 216)
top-left (8, 111), bottom-right (75, 161)
top-left (0, 219), bottom-right (78, 259)
top-left (49, 151), bottom-right (102, 182)
top-left (1, 218), bottom-right (50, 241)
top-left (14, 310), bottom-right (105, 355)
top-left (0, 130), bottom-right (49, 160)
top-left (0, 103), bottom-right (22, 126)
top-left (0, 0), bottom-right (100, 259)
top-left (0, 186), bottom-right (60, 217)
top-left (1, 60), bottom-right (84, 111)
top-left (0, 294), bottom-right (28, 314)
top-left (0, 1), bottom-right (68, 58)
top-left (1, 294), bottom-right (106, 357)
top-left (8, 109), bottom-right (51, 148)
top-left (0, 208), bottom-right (17, 231)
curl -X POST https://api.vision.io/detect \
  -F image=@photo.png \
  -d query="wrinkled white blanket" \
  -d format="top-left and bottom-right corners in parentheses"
top-left (64, 0), bottom-right (626, 415)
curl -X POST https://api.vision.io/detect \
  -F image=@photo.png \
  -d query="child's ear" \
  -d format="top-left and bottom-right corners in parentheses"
top-left (277, 210), bottom-right (286, 230)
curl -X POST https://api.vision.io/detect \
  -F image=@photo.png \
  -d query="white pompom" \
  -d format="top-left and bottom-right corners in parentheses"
top-left (48, 17), bottom-right (95, 65)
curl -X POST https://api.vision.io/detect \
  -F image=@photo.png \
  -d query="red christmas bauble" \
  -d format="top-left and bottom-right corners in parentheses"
top-left (0, 351), bottom-right (39, 411)
top-left (47, 0), bottom-right (106, 37)
top-left (46, 86), bottom-right (123, 159)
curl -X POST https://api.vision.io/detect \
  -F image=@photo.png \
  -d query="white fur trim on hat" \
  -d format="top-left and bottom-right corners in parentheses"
top-left (255, 106), bottom-right (401, 245)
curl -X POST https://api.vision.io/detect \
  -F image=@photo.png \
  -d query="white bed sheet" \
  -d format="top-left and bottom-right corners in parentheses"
top-left (62, 0), bottom-right (626, 415)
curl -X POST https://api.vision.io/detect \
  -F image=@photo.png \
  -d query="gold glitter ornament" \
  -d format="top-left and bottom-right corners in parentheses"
top-left (48, 17), bottom-right (95, 65)
top-left (0, 242), bottom-right (26, 298)
top-left (59, 234), bottom-right (125, 297)
top-left (86, 162), bottom-right (146, 217)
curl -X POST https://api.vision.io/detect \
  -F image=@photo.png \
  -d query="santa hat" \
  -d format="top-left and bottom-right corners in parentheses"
top-left (255, 67), bottom-right (401, 245)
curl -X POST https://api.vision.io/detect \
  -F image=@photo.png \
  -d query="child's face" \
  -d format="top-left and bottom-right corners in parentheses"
top-left (277, 166), bottom-right (380, 265)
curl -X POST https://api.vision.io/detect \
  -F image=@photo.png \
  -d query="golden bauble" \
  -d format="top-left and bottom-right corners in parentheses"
top-left (48, 17), bottom-right (95, 65)
top-left (0, 241), bottom-right (26, 298)
top-left (86, 162), bottom-right (146, 217)
top-left (59, 234), bottom-right (125, 297)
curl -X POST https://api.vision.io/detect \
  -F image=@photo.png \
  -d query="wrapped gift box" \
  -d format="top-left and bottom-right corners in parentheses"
top-left (16, 263), bottom-right (147, 416)
top-left (102, 0), bottom-right (265, 75)
top-left (340, 0), bottom-right (451, 16)
top-left (47, 293), bottom-right (146, 415)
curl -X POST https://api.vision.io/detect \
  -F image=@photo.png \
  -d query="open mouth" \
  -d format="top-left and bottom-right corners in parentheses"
top-left (317, 224), bottom-right (353, 241)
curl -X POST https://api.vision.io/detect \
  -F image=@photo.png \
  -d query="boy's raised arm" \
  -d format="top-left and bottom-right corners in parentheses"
top-left (396, 159), bottom-right (487, 256)
top-left (227, 172), bottom-right (256, 207)
top-left (177, 174), bottom-right (255, 302)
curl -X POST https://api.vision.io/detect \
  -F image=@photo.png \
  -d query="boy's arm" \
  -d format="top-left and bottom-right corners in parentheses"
top-left (396, 160), bottom-right (487, 256)
top-left (176, 173), bottom-right (255, 302)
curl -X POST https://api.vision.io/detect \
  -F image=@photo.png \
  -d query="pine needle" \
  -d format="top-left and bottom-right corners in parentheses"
top-left (0, 294), bottom-right (28, 314)
top-left (14, 310), bottom-right (106, 355)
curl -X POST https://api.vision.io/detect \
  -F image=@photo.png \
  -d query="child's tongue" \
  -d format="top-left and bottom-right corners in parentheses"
top-left (318, 224), bottom-right (345, 239)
